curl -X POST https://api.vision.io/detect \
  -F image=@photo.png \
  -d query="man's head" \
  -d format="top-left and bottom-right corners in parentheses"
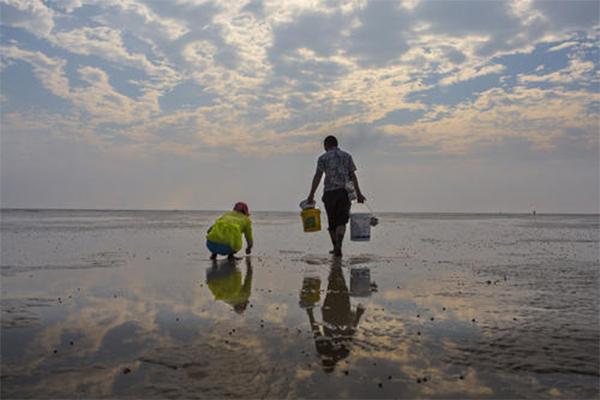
top-left (323, 135), bottom-right (338, 150)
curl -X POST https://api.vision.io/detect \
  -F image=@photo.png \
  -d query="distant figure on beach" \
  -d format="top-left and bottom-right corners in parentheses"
top-left (206, 257), bottom-right (253, 314)
top-left (304, 259), bottom-right (365, 373)
top-left (206, 202), bottom-right (253, 260)
top-left (305, 135), bottom-right (366, 257)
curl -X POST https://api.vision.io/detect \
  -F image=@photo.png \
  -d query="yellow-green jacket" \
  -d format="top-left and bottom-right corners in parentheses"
top-left (206, 211), bottom-right (253, 252)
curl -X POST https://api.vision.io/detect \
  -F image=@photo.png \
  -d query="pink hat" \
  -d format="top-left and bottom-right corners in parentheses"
top-left (234, 202), bottom-right (250, 216)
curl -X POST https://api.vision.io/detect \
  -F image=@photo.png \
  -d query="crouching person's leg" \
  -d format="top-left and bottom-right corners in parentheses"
top-left (206, 240), bottom-right (235, 260)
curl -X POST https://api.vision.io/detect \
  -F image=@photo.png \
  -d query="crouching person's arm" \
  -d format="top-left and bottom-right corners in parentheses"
top-left (245, 224), bottom-right (253, 255)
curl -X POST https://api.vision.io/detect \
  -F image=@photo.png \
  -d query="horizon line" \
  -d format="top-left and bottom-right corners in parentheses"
top-left (1, 207), bottom-right (598, 216)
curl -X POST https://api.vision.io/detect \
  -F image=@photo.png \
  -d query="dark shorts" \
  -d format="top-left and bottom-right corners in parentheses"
top-left (322, 188), bottom-right (351, 231)
top-left (206, 240), bottom-right (235, 255)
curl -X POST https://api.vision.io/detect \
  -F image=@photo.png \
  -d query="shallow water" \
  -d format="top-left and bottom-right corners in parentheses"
top-left (1, 210), bottom-right (598, 399)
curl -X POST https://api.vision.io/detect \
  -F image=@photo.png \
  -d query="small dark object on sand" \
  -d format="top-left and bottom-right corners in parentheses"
top-left (378, 383), bottom-right (383, 388)
top-left (69, 341), bottom-right (74, 346)
top-left (122, 368), bottom-right (131, 374)
top-left (486, 280), bottom-right (492, 285)
top-left (53, 349), bottom-right (58, 354)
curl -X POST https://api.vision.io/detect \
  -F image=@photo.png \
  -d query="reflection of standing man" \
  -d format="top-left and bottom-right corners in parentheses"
top-left (304, 259), bottom-right (365, 373)
top-left (305, 136), bottom-right (366, 257)
top-left (206, 257), bottom-right (253, 314)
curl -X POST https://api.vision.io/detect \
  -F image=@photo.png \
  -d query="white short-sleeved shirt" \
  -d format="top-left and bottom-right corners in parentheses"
top-left (316, 148), bottom-right (357, 192)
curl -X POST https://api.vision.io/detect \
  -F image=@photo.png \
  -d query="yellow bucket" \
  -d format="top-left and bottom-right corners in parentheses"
top-left (301, 208), bottom-right (321, 232)
top-left (300, 276), bottom-right (321, 307)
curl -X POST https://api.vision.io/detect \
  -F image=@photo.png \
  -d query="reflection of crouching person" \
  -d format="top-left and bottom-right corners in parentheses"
top-left (206, 202), bottom-right (253, 260)
top-left (206, 257), bottom-right (253, 314)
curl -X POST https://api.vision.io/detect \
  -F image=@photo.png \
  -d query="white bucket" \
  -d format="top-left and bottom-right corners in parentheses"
top-left (350, 212), bottom-right (371, 241)
top-left (350, 267), bottom-right (371, 297)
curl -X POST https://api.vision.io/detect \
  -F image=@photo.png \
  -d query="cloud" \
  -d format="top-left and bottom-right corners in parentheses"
top-left (52, 26), bottom-right (180, 84)
top-left (439, 63), bottom-right (506, 86)
top-left (89, 0), bottom-right (189, 41)
top-left (518, 56), bottom-right (596, 85)
top-left (0, 45), bottom-right (70, 98)
top-left (389, 84), bottom-right (600, 155)
top-left (0, 0), bottom-right (55, 37)
top-left (346, 0), bottom-right (412, 67)
top-left (533, 0), bottom-right (600, 30)
top-left (416, 0), bottom-right (522, 36)
top-left (1, 0), bottom-right (598, 163)
top-left (71, 66), bottom-right (158, 123)
top-left (51, 0), bottom-right (83, 13)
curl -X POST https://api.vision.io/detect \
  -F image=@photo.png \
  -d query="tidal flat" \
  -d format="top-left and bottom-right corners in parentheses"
top-left (1, 210), bottom-right (598, 399)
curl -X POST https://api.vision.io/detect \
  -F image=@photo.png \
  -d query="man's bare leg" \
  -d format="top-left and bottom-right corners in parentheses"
top-left (334, 225), bottom-right (346, 257)
top-left (328, 229), bottom-right (336, 254)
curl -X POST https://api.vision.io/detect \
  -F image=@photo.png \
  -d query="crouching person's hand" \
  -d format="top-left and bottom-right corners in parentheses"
top-left (245, 246), bottom-right (252, 255)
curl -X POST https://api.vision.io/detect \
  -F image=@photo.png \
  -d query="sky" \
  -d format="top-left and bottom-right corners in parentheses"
top-left (0, 0), bottom-right (599, 213)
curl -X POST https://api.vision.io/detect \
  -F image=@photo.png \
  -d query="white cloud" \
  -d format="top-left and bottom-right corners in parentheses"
top-left (548, 41), bottom-right (579, 52)
top-left (70, 66), bottom-right (157, 123)
top-left (89, 0), bottom-right (189, 41)
top-left (1, 0), bottom-right (55, 36)
top-left (383, 85), bottom-right (599, 154)
top-left (51, 26), bottom-right (179, 83)
top-left (0, 45), bottom-right (70, 98)
top-left (1, 0), bottom-right (598, 161)
top-left (518, 57), bottom-right (596, 84)
top-left (51, 0), bottom-right (83, 13)
top-left (439, 63), bottom-right (506, 86)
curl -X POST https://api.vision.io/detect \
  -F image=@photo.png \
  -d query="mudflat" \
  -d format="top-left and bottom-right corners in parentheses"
top-left (1, 210), bottom-right (598, 399)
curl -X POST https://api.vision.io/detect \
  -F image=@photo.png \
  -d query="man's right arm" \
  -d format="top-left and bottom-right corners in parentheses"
top-left (307, 170), bottom-right (323, 203)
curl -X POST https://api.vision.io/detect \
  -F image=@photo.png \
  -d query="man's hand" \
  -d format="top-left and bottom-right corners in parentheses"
top-left (245, 247), bottom-right (252, 255)
top-left (357, 193), bottom-right (366, 203)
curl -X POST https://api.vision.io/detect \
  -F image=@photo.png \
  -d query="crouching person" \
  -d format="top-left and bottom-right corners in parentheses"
top-left (206, 202), bottom-right (253, 260)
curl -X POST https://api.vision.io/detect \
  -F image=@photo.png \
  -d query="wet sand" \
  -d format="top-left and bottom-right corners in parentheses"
top-left (1, 210), bottom-right (599, 399)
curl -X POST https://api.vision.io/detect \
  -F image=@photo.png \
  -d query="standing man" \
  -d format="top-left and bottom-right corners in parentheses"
top-left (305, 135), bottom-right (366, 257)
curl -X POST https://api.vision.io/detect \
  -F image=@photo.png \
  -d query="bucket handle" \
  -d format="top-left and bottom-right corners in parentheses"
top-left (362, 201), bottom-right (375, 214)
